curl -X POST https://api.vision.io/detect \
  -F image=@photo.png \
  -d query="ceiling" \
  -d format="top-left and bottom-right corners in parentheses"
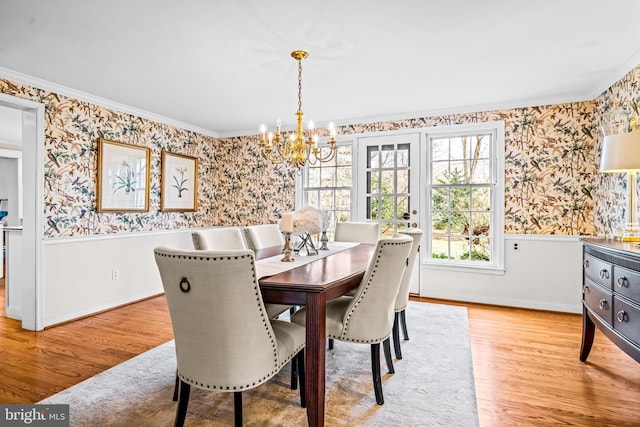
top-left (1, 0), bottom-right (639, 138)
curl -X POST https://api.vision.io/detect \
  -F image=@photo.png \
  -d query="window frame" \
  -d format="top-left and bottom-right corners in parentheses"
top-left (423, 121), bottom-right (505, 273)
top-left (296, 137), bottom-right (356, 238)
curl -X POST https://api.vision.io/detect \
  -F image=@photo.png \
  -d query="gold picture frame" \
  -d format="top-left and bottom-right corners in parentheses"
top-left (96, 138), bottom-right (150, 212)
top-left (160, 151), bottom-right (198, 212)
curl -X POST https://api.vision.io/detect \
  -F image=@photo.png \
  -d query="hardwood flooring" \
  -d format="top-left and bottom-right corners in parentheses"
top-left (1, 278), bottom-right (640, 426)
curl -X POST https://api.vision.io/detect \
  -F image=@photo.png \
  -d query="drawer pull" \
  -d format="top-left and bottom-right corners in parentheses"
top-left (617, 276), bottom-right (629, 288)
top-left (598, 299), bottom-right (609, 310)
top-left (617, 310), bottom-right (629, 323)
top-left (599, 269), bottom-right (610, 279)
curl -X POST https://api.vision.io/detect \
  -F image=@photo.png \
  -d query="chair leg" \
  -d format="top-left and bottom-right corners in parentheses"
top-left (328, 338), bottom-right (334, 350)
top-left (234, 392), bottom-right (242, 427)
top-left (370, 343), bottom-right (384, 405)
top-left (400, 309), bottom-right (409, 341)
top-left (297, 350), bottom-right (306, 408)
top-left (383, 337), bottom-right (394, 374)
top-left (174, 380), bottom-right (190, 427)
top-left (392, 312), bottom-right (403, 360)
top-left (172, 371), bottom-right (180, 401)
top-left (291, 356), bottom-right (298, 390)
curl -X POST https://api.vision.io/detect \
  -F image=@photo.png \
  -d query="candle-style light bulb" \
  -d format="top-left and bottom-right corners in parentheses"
top-left (260, 124), bottom-right (266, 141)
top-left (329, 122), bottom-right (336, 140)
top-left (276, 118), bottom-right (281, 135)
top-left (308, 120), bottom-right (314, 142)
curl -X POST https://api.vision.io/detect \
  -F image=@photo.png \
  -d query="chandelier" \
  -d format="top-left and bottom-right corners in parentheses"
top-left (259, 50), bottom-right (337, 169)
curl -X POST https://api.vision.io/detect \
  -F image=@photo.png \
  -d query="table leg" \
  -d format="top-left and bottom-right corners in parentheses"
top-left (305, 292), bottom-right (326, 427)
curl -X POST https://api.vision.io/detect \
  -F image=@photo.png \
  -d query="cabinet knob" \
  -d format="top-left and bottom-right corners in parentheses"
top-left (599, 269), bottom-right (610, 279)
top-left (617, 310), bottom-right (629, 323)
top-left (617, 276), bottom-right (629, 288)
top-left (584, 259), bottom-right (590, 268)
top-left (598, 299), bottom-right (608, 310)
top-left (583, 284), bottom-right (589, 292)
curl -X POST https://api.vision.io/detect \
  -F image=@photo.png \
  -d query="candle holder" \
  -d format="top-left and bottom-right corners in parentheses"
top-left (319, 230), bottom-right (329, 250)
top-left (281, 232), bottom-right (295, 262)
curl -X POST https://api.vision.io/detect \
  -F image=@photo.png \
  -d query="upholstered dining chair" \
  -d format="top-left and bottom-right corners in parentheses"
top-left (191, 227), bottom-right (248, 251)
top-left (334, 221), bottom-right (380, 244)
top-left (244, 224), bottom-right (285, 251)
top-left (392, 228), bottom-right (423, 360)
top-left (191, 227), bottom-right (290, 320)
top-left (290, 235), bottom-right (412, 405)
top-left (154, 246), bottom-right (306, 427)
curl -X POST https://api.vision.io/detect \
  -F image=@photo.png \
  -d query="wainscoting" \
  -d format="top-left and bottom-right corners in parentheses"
top-left (42, 229), bottom-right (195, 327)
top-left (421, 234), bottom-right (583, 313)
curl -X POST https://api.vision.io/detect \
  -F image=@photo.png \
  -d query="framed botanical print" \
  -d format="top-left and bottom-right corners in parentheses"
top-left (96, 138), bottom-right (150, 212)
top-left (160, 151), bottom-right (198, 211)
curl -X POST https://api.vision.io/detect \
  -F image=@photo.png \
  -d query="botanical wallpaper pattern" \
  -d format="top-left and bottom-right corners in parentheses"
top-left (0, 77), bottom-right (298, 239)
top-left (593, 65), bottom-right (640, 237)
top-left (1, 64), bottom-right (638, 239)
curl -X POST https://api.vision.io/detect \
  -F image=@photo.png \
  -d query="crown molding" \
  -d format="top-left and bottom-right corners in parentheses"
top-left (0, 66), bottom-right (220, 138)
top-left (588, 49), bottom-right (640, 100)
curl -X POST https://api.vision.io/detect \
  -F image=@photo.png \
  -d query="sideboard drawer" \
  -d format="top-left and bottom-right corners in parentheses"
top-left (613, 265), bottom-right (640, 303)
top-left (584, 253), bottom-right (613, 289)
top-left (584, 277), bottom-right (613, 325)
top-left (613, 296), bottom-right (640, 346)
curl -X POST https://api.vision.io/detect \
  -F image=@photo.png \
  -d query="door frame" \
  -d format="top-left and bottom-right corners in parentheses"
top-left (0, 92), bottom-right (45, 330)
top-left (356, 130), bottom-right (422, 294)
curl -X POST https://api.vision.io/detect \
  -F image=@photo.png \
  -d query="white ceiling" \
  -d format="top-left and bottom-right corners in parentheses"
top-left (1, 0), bottom-right (639, 137)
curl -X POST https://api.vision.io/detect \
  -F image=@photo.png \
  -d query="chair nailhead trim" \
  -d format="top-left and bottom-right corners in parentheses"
top-left (158, 249), bottom-right (293, 391)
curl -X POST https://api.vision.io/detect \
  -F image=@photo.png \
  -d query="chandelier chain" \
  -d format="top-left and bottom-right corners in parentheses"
top-left (297, 59), bottom-right (303, 113)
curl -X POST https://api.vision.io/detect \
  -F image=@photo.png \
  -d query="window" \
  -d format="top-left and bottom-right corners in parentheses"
top-left (426, 122), bottom-right (504, 270)
top-left (300, 143), bottom-right (353, 239)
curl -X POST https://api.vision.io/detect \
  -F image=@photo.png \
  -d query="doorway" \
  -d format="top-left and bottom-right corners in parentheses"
top-left (357, 132), bottom-right (421, 294)
top-left (0, 93), bottom-right (44, 330)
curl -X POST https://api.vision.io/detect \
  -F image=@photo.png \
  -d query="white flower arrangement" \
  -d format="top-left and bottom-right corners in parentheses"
top-left (291, 206), bottom-right (328, 234)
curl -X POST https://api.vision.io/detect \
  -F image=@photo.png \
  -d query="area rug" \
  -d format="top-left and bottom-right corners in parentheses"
top-left (40, 302), bottom-right (479, 426)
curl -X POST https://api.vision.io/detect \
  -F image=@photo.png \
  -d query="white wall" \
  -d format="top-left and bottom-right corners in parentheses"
top-left (420, 235), bottom-right (583, 313)
top-left (42, 229), bottom-right (194, 327)
top-left (0, 156), bottom-right (21, 226)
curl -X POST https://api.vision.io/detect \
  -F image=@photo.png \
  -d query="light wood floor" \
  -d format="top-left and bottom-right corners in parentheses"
top-left (1, 276), bottom-right (640, 426)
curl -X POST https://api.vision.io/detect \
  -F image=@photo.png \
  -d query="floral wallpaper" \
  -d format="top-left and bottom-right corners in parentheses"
top-left (593, 65), bottom-right (640, 237)
top-left (3, 63), bottom-right (639, 239)
top-left (322, 104), bottom-right (598, 235)
top-left (0, 77), bottom-right (297, 239)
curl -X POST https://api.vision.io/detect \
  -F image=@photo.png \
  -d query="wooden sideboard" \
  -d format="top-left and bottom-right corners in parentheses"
top-left (581, 238), bottom-right (640, 363)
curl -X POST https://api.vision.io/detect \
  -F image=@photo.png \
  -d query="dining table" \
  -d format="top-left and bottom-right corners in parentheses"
top-left (255, 242), bottom-right (376, 427)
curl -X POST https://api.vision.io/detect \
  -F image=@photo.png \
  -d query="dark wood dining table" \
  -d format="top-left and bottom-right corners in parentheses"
top-left (256, 243), bottom-right (375, 427)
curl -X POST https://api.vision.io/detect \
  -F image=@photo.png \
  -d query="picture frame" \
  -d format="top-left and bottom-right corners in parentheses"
top-left (160, 151), bottom-right (198, 212)
top-left (96, 138), bottom-right (150, 212)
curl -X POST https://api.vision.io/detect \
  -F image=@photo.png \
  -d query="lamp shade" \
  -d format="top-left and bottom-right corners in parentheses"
top-left (600, 132), bottom-right (640, 172)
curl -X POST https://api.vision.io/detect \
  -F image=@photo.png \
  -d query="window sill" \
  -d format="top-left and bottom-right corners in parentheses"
top-left (423, 261), bottom-right (505, 276)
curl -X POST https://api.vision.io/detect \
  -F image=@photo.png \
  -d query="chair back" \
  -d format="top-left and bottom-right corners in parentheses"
top-left (191, 227), bottom-right (247, 250)
top-left (244, 224), bottom-right (284, 250)
top-left (394, 228), bottom-right (423, 312)
top-left (339, 235), bottom-right (412, 342)
top-left (334, 221), bottom-right (380, 244)
top-left (154, 246), bottom-right (281, 391)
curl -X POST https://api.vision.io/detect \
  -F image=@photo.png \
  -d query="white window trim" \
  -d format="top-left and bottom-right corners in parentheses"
top-left (295, 136), bottom-right (357, 217)
top-left (422, 121), bottom-right (505, 273)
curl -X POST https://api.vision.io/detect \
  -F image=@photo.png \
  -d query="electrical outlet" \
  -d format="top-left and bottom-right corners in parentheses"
top-left (111, 269), bottom-right (120, 280)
